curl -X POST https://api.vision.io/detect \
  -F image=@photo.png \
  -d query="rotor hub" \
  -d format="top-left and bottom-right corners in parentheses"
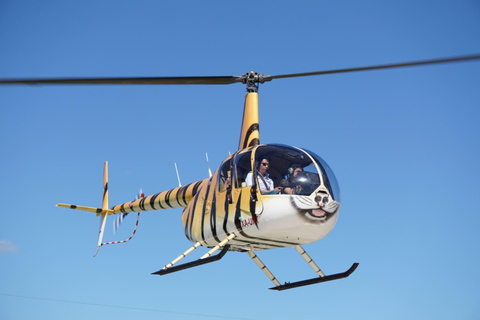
top-left (237, 71), bottom-right (273, 93)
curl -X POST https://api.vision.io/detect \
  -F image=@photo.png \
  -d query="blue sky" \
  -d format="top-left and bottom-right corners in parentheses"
top-left (1, 1), bottom-right (479, 319)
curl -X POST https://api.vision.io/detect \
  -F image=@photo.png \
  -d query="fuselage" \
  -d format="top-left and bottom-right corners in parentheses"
top-left (181, 144), bottom-right (341, 251)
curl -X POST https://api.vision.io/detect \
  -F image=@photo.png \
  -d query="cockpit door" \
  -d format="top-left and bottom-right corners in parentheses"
top-left (231, 149), bottom-right (264, 216)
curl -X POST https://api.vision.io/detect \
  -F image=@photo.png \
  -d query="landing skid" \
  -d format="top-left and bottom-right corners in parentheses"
top-left (269, 262), bottom-right (359, 291)
top-left (153, 245), bottom-right (230, 275)
top-left (152, 233), bottom-right (235, 276)
top-left (249, 245), bottom-right (358, 291)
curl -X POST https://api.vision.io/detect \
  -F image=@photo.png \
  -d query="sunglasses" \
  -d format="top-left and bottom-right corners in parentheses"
top-left (261, 162), bottom-right (269, 167)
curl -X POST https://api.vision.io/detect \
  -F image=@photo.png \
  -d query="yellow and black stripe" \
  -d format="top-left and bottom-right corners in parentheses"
top-left (111, 179), bottom-right (206, 215)
top-left (238, 93), bottom-right (260, 150)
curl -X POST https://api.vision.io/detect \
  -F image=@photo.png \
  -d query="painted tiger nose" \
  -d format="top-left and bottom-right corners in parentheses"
top-left (315, 195), bottom-right (327, 205)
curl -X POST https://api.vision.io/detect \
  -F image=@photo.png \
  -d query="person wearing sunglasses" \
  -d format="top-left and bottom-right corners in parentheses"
top-left (245, 158), bottom-right (283, 194)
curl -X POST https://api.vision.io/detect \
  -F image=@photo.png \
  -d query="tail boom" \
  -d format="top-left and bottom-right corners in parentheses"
top-left (111, 179), bottom-right (207, 215)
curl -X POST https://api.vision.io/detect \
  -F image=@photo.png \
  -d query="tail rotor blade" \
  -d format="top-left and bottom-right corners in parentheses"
top-left (113, 188), bottom-right (143, 234)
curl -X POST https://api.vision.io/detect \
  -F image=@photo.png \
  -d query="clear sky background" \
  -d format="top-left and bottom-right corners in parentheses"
top-left (1, 1), bottom-right (479, 319)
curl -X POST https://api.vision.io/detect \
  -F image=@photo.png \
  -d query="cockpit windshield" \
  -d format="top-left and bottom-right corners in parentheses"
top-left (302, 148), bottom-right (341, 201)
top-left (233, 144), bottom-right (332, 196)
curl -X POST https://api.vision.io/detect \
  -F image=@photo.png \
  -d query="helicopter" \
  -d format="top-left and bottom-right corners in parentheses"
top-left (1, 54), bottom-right (479, 290)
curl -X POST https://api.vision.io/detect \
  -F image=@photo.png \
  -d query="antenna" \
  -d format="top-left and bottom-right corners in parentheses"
top-left (174, 163), bottom-right (182, 187)
top-left (206, 153), bottom-right (212, 177)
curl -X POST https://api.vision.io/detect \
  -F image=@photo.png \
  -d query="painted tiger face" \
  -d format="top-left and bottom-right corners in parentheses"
top-left (291, 191), bottom-right (340, 223)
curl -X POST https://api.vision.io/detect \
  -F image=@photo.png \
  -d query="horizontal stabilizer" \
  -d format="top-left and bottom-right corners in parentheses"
top-left (56, 203), bottom-right (114, 215)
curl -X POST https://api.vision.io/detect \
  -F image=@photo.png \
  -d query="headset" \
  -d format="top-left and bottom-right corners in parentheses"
top-left (288, 163), bottom-right (303, 178)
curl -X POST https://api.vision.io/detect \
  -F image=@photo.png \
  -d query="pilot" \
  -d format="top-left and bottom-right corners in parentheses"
top-left (281, 164), bottom-right (303, 195)
top-left (245, 158), bottom-right (282, 194)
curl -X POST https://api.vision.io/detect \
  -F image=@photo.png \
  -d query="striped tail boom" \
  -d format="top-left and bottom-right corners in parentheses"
top-left (111, 179), bottom-right (206, 215)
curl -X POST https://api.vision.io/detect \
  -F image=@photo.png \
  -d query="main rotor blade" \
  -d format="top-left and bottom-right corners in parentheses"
top-left (271, 54), bottom-right (480, 80)
top-left (1, 54), bottom-right (479, 86)
top-left (0, 75), bottom-right (241, 85)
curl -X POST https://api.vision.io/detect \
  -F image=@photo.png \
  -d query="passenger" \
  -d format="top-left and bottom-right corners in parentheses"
top-left (282, 164), bottom-right (303, 194)
top-left (220, 171), bottom-right (231, 192)
top-left (245, 158), bottom-right (283, 194)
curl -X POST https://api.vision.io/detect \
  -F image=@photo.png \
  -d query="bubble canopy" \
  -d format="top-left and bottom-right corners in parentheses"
top-left (301, 148), bottom-right (341, 202)
top-left (234, 144), bottom-right (340, 200)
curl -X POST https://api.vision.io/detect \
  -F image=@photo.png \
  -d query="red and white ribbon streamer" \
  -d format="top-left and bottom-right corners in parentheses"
top-left (100, 212), bottom-right (140, 247)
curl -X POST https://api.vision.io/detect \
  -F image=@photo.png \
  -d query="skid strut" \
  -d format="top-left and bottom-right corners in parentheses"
top-left (247, 250), bottom-right (281, 287)
top-left (248, 245), bottom-right (358, 291)
top-left (294, 245), bottom-right (325, 277)
top-left (153, 234), bottom-right (235, 275)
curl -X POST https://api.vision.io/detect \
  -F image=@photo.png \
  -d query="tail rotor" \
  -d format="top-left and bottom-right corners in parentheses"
top-left (113, 189), bottom-right (143, 234)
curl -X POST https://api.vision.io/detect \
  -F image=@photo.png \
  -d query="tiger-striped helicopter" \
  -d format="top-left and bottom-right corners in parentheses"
top-left (1, 54), bottom-right (479, 290)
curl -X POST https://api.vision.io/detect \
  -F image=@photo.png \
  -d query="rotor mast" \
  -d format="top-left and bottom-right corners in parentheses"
top-left (235, 71), bottom-right (272, 149)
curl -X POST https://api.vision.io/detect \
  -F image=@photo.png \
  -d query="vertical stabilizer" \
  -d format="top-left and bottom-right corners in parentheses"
top-left (101, 161), bottom-right (109, 211)
top-left (238, 92), bottom-right (260, 150)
